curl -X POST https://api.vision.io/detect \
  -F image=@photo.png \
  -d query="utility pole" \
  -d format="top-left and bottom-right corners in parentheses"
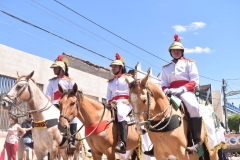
top-left (222, 79), bottom-right (228, 130)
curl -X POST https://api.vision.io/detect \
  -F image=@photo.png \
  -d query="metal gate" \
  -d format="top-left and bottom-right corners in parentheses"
top-left (0, 74), bottom-right (43, 131)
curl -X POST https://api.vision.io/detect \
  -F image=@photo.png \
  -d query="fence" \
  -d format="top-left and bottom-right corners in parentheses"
top-left (0, 74), bottom-right (43, 131)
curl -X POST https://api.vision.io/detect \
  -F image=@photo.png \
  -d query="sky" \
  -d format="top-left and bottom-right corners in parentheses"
top-left (0, 0), bottom-right (240, 107)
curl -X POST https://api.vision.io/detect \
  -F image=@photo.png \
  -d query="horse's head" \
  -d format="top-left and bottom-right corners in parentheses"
top-left (58, 83), bottom-right (79, 133)
top-left (1, 71), bottom-right (34, 112)
top-left (125, 72), bottom-right (156, 135)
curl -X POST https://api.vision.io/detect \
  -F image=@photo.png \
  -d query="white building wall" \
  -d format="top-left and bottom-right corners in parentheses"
top-left (0, 44), bottom-right (107, 100)
top-left (135, 62), bottom-right (161, 87)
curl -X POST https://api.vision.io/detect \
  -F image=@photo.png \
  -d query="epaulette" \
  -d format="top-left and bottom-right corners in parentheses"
top-left (108, 73), bottom-right (132, 83)
top-left (63, 76), bottom-right (73, 81)
top-left (182, 58), bottom-right (195, 63)
top-left (49, 76), bottom-right (73, 81)
top-left (162, 62), bottom-right (172, 68)
top-left (108, 78), bottom-right (114, 83)
top-left (49, 77), bottom-right (57, 81)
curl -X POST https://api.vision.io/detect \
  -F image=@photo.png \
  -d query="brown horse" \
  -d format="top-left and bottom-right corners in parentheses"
top-left (0, 71), bottom-right (81, 160)
top-left (125, 72), bottom-right (219, 160)
top-left (58, 83), bottom-right (140, 160)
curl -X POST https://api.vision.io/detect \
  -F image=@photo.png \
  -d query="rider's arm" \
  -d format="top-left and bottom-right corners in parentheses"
top-left (183, 62), bottom-right (199, 92)
top-left (106, 84), bottom-right (112, 104)
top-left (160, 69), bottom-right (170, 92)
top-left (46, 82), bottom-right (53, 101)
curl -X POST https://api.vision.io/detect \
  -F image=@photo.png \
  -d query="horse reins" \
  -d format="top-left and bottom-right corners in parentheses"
top-left (131, 79), bottom-right (173, 131)
top-left (60, 93), bottom-right (107, 142)
top-left (4, 79), bottom-right (53, 118)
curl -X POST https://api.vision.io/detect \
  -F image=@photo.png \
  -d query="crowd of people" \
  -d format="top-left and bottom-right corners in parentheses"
top-left (2, 114), bottom-right (35, 160)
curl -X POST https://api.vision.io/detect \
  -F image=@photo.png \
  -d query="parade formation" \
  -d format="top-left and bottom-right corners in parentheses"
top-left (0, 34), bottom-right (227, 160)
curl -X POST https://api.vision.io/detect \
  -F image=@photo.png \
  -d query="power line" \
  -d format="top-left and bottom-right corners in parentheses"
top-left (225, 78), bottom-right (240, 80)
top-left (53, 0), bottom-right (222, 83)
top-left (0, 6), bottom-right (223, 82)
top-left (0, 10), bottom-right (160, 80)
top-left (29, 0), bottom-right (162, 70)
top-left (54, 0), bottom-right (169, 63)
top-left (0, 21), bottom-right (105, 67)
top-left (199, 75), bottom-right (221, 82)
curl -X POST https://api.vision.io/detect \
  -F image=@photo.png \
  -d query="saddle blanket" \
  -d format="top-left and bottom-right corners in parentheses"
top-left (199, 104), bottom-right (226, 155)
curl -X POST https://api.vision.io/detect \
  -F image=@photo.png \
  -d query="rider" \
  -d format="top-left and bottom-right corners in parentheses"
top-left (106, 53), bottom-right (132, 154)
top-left (162, 34), bottom-right (202, 154)
top-left (46, 55), bottom-right (77, 152)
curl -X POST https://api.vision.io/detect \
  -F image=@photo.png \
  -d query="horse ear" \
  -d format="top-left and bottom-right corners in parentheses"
top-left (58, 84), bottom-right (64, 94)
top-left (17, 71), bottom-right (20, 77)
top-left (125, 75), bottom-right (134, 85)
top-left (73, 83), bottom-right (78, 94)
top-left (141, 71), bottom-right (150, 87)
top-left (26, 71), bottom-right (34, 81)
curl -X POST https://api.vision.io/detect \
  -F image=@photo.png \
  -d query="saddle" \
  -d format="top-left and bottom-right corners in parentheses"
top-left (104, 103), bottom-right (135, 125)
top-left (169, 96), bottom-right (197, 147)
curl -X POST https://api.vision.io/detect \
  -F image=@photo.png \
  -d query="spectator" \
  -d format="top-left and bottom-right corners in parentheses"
top-left (5, 116), bottom-right (26, 160)
top-left (22, 114), bottom-right (35, 160)
top-left (218, 122), bottom-right (227, 160)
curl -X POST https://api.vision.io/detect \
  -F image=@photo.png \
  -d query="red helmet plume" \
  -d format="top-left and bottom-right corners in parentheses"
top-left (115, 53), bottom-right (121, 60)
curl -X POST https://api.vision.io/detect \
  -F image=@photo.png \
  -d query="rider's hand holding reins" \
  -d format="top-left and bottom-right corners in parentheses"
top-left (164, 87), bottom-right (185, 96)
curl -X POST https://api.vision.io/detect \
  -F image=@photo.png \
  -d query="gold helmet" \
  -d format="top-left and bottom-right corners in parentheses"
top-left (110, 53), bottom-right (125, 67)
top-left (169, 34), bottom-right (184, 52)
top-left (50, 55), bottom-right (69, 72)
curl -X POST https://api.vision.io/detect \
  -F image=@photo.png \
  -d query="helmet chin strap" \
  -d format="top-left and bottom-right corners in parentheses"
top-left (57, 67), bottom-right (61, 75)
top-left (113, 66), bottom-right (122, 75)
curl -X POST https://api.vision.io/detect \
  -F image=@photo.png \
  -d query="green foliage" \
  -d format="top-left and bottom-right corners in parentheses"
top-left (228, 113), bottom-right (240, 132)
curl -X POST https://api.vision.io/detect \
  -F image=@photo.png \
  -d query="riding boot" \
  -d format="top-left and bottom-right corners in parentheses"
top-left (186, 117), bottom-right (202, 154)
top-left (115, 121), bottom-right (128, 154)
top-left (68, 123), bottom-right (77, 153)
top-left (144, 146), bottom-right (154, 157)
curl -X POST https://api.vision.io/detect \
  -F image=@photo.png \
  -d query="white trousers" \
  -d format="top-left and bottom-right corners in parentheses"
top-left (116, 99), bottom-right (132, 122)
top-left (178, 91), bottom-right (200, 118)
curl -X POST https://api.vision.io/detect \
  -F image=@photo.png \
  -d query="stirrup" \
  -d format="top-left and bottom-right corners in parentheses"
top-left (67, 143), bottom-right (76, 153)
top-left (115, 141), bottom-right (126, 154)
top-left (186, 143), bottom-right (200, 154)
top-left (144, 148), bottom-right (154, 157)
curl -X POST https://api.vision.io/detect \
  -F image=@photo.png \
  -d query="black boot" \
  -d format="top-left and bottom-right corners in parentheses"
top-left (186, 117), bottom-right (202, 154)
top-left (115, 121), bottom-right (128, 154)
top-left (68, 123), bottom-right (77, 153)
top-left (144, 146), bottom-right (154, 157)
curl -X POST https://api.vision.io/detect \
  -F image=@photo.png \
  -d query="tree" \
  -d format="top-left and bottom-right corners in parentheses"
top-left (228, 113), bottom-right (240, 132)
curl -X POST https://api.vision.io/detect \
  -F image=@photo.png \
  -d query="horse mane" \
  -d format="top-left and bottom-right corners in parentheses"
top-left (17, 75), bottom-right (36, 83)
top-left (61, 89), bottom-right (83, 100)
top-left (61, 89), bottom-right (106, 107)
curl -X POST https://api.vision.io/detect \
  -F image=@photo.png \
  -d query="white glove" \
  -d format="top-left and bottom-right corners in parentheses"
top-left (167, 87), bottom-right (185, 96)
top-left (164, 88), bottom-right (171, 95)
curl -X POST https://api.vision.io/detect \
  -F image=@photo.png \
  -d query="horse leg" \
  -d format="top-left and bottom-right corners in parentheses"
top-left (106, 153), bottom-right (115, 160)
top-left (35, 152), bottom-right (45, 160)
top-left (59, 149), bottom-right (68, 160)
top-left (49, 149), bottom-right (60, 160)
top-left (34, 147), bottom-right (45, 160)
top-left (209, 151), bottom-right (218, 160)
top-left (92, 151), bottom-right (103, 160)
top-left (73, 141), bottom-right (81, 160)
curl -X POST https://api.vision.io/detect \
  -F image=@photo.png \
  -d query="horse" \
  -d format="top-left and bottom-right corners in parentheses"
top-left (57, 83), bottom-right (141, 160)
top-left (124, 72), bottom-right (220, 160)
top-left (0, 71), bottom-right (81, 160)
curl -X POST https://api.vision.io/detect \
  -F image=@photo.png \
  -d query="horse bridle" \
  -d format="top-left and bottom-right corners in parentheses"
top-left (130, 80), bottom-right (173, 131)
top-left (4, 79), bottom-right (53, 118)
top-left (59, 95), bottom-right (79, 123)
top-left (4, 80), bottom-right (31, 116)
top-left (59, 93), bottom-right (107, 141)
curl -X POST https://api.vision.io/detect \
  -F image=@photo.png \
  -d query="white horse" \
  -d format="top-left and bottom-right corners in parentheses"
top-left (0, 71), bottom-right (81, 160)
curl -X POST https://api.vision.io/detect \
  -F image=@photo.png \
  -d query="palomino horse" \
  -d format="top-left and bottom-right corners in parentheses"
top-left (58, 83), bottom-right (140, 160)
top-left (0, 71), bottom-right (81, 160)
top-left (124, 72), bottom-right (219, 160)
